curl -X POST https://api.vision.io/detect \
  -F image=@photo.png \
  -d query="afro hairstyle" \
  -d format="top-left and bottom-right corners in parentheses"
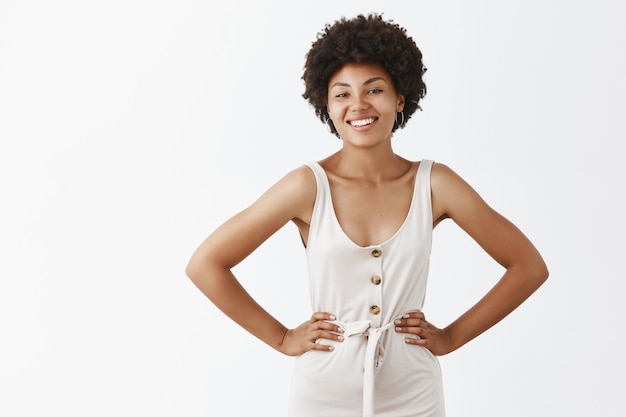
top-left (302, 13), bottom-right (427, 136)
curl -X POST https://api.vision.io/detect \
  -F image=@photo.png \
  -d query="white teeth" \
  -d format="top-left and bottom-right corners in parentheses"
top-left (350, 118), bottom-right (375, 127)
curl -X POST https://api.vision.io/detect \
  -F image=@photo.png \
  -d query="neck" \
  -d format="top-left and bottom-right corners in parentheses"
top-left (327, 143), bottom-right (409, 182)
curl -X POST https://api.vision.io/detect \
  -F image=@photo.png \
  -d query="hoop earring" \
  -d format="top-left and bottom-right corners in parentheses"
top-left (395, 111), bottom-right (405, 128)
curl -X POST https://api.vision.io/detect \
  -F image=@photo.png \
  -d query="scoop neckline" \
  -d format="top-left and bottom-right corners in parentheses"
top-left (309, 160), bottom-right (421, 249)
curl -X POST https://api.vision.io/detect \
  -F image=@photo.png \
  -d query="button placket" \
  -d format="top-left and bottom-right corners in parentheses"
top-left (368, 247), bottom-right (384, 320)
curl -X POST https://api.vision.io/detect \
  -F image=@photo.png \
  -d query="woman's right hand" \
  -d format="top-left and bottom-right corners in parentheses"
top-left (279, 312), bottom-right (344, 356)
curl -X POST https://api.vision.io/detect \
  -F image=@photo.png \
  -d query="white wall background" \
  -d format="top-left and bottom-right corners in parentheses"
top-left (1, 1), bottom-right (624, 416)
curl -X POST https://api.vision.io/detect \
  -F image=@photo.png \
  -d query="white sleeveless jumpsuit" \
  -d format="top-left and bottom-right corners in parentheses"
top-left (287, 160), bottom-right (445, 417)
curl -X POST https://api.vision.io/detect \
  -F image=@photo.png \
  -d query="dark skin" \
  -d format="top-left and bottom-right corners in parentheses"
top-left (186, 62), bottom-right (548, 357)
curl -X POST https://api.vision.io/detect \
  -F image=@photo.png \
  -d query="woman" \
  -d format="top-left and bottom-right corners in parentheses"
top-left (186, 13), bottom-right (548, 417)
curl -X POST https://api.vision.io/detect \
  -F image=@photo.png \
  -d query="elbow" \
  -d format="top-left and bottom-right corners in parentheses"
top-left (510, 254), bottom-right (548, 291)
top-left (185, 251), bottom-right (231, 294)
top-left (540, 263), bottom-right (549, 284)
top-left (536, 252), bottom-right (549, 282)
top-left (529, 257), bottom-right (549, 288)
top-left (184, 261), bottom-right (197, 282)
top-left (185, 255), bottom-right (207, 287)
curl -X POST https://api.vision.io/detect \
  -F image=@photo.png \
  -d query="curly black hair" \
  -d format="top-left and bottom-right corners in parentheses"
top-left (302, 13), bottom-right (427, 136)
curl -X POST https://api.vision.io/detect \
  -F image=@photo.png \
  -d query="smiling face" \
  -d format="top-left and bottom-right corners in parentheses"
top-left (327, 62), bottom-right (405, 146)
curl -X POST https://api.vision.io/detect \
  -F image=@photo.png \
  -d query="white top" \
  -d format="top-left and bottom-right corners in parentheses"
top-left (287, 160), bottom-right (445, 417)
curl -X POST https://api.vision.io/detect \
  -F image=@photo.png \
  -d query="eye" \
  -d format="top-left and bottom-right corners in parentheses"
top-left (335, 92), bottom-right (349, 98)
top-left (369, 88), bottom-right (383, 94)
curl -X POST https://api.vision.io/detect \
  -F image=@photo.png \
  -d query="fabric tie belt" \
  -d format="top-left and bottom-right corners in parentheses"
top-left (332, 314), bottom-right (409, 417)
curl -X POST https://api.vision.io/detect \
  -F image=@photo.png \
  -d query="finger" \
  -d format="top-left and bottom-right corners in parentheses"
top-left (394, 317), bottom-right (427, 328)
top-left (404, 336), bottom-right (426, 346)
top-left (395, 324), bottom-right (425, 336)
top-left (309, 341), bottom-right (335, 352)
top-left (317, 320), bottom-right (344, 334)
top-left (406, 318), bottom-right (428, 327)
top-left (311, 312), bottom-right (336, 322)
top-left (402, 311), bottom-right (425, 320)
top-left (394, 311), bottom-right (424, 325)
top-left (310, 313), bottom-right (342, 334)
top-left (312, 329), bottom-right (344, 342)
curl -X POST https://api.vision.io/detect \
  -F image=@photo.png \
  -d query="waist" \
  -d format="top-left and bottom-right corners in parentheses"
top-left (330, 311), bottom-right (417, 417)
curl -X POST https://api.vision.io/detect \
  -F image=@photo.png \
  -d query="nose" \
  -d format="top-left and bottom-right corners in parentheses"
top-left (350, 92), bottom-right (369, 111)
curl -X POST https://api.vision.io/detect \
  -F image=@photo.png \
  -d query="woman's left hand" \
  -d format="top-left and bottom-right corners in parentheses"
top-left (394, 311), bottom-right (453, 356)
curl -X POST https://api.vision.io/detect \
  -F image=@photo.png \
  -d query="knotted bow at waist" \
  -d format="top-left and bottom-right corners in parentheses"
top-left (332, 314), bottom-right (412, 417)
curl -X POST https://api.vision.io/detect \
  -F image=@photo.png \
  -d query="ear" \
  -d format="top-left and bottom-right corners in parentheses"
top-left (396, 95), bottom-right (405, 112)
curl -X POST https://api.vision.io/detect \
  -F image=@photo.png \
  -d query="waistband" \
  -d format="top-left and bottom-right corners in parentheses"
top-left (332, 312), bottom-right (415, 417)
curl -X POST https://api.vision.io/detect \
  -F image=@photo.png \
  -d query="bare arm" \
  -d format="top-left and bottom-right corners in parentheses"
top-left (396, 163), bottom-right (549, 355)
top-left (185, 166), bottom-right (343, 355)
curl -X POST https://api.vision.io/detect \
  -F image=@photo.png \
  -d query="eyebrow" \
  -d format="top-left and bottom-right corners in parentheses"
top-left (330, 77), bottom-right (386, 89)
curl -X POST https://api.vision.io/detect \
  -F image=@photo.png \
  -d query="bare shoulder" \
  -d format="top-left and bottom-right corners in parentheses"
top-left (430, 161), bottom-right (548, 277)
top-left (197, 164), bottom-right (317, 268)
top-left (430, 161), bottom-right (464, 189)
top-left (279, 164), bottom-right (317, 195)
top-left (257, 164), bottom-right (317, 223)
top-left (430, 162), bottom-right (489, 226)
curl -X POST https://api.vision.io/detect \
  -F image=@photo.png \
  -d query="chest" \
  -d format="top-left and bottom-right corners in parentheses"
top-left (328, 177), bottom-right (415, 247)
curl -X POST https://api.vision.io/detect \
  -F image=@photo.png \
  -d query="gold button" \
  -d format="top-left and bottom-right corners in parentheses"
top-left (371, 275), bottom-right (382, 285)
top-left (370, 305), bottom-right (381, 315)
top-left (371, 249), bottom-right (382, 258)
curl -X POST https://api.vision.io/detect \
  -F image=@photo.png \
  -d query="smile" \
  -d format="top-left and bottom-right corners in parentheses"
top-left (349, 117), bottom-right (377, 127)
